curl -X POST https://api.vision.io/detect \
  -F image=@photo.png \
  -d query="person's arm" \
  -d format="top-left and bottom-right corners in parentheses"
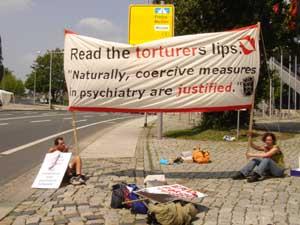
top-left (62, 144), bottom-right (69, 152)
top-left (48, 147), bottom-right (57, 153)
top-left (250, 142), bottom-right (265, 151)
top-left (247, 147), bottom-right (280, 158)
top-left (248, 132), bottom-right (264, 151)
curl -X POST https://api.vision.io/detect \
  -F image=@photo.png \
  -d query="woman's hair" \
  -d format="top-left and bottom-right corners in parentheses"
top-left (262, 132), bottom-right (277, 144)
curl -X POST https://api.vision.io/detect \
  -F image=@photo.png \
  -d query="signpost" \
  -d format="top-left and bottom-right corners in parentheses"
top-left (128, 4), bottom-right (174, 45)
top-left (129, 3), bottom-right (174, 138)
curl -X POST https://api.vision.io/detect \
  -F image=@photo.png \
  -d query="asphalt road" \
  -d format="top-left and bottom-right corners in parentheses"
top-left (0, 110), bottom-right (139, 185)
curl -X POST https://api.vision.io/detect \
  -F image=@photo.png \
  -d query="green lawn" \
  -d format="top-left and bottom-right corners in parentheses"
top-left (164, 128), bottom-right (296, 142)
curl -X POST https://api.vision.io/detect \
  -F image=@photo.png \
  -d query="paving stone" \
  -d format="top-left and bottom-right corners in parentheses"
top-left (12, 217), bottom-right (26, 225)
top-left (54, 215), bottom-right (69, 224)
top-left (25, 216), bottom-right (41, 225)
top-left (86, 219), bottom-right (105, 225)
top-left (39, 222), bottom-right (55, 225)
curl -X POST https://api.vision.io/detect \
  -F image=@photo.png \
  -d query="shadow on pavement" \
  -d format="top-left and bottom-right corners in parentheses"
top-left (103, 169), bottom-right (238, 179)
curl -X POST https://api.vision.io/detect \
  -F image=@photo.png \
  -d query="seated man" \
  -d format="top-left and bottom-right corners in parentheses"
top-left (232, 132), bottom-right (285, 182)
top-left (49, 137), bottom-right (85, 185)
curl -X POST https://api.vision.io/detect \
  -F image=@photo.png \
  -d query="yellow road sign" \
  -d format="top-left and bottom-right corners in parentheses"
top-left (129, 4), bottom-right (174, 45)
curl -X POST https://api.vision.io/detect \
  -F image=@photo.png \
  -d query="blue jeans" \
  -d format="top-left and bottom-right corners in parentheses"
top-left (240, 158), bottom-right (284, 177)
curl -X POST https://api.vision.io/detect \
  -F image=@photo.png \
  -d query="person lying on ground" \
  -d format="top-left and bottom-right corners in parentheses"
top-left (232, 132), bottom-right (285, 183)
top-left (49, 136), bottom-right (86, 185)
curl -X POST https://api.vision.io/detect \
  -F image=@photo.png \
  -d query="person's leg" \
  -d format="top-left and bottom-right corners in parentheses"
top-left (69, 156), bottom-right (85, 185)
top-left (267, 159), bottom-right (284, 177)
top-left (253, 158), bottom-right (282, 177)
top-left (240, 158), bottom-right (262, 176)
top-left (70, 156), bottom-right (82, 176)
top-left (248, 158), bottom-right (284, 182)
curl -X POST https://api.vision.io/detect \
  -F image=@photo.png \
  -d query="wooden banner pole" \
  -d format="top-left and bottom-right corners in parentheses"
top-left (71, 111), bottom-right (80, 156)
top-left (247, 22), bottom-right (261, 153)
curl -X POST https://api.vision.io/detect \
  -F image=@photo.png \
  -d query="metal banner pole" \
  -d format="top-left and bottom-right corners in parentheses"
top-left (237, 110), bottom-right (240, 140)
top-left (280, 51), bottom-right (283, 116)
top-left (288, 55), bottom-right (291, 116)
top-left (295, 56), bottom-right (297, 110)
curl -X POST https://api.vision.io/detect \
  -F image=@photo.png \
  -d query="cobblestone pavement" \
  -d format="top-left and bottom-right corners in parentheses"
top-left (145, 114), bottom-right (300, 225)
top-left (0, 158), bottom-right (148, 225)
top-left (1, 113), bottom-right (300, 225)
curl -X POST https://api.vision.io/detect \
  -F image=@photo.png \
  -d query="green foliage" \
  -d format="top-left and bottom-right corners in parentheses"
top-left (163, 0), bottom-right (298, 129)
top-left (25, 48), bottom-right (65, 103)
top-left (0, 68), bottom-right (25, 96)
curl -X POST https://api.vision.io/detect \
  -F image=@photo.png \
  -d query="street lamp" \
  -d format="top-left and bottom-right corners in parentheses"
top-left (33, 51), bottom-right (41, 105)
top-left (48, 50), bottom-right (64, 110)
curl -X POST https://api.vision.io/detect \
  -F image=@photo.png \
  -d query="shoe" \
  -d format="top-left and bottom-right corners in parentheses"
top-left (69, 176), bottom-right (81, 185)
top-left (232, 172), bottom-right (246, 180)
top-left (78, 176), bottom-right (86, 184)
top-left (247, 172), bottom-right (261, 183)
top-left (80, 174), bottom-right (87, 181)
top-left (70, 175), bottom-right (85, 185)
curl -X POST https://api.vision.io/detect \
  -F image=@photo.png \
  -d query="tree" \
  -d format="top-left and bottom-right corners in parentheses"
top-left (25, 48), bottom-right (65, 103)
top-left (0, 68), bottom-right (25, 96)
top-left (164, 0), bottom-right (298, 129)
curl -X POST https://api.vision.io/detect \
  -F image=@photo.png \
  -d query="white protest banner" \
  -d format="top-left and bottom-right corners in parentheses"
top-left (64, 24), bottom-right (260, 112)
top-left (135, 184), bottom-right (207, 203)
top-left (32, 152), bottom-right (72, 189)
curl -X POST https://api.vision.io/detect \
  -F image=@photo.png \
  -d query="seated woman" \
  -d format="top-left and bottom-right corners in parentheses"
top-left (232, 132), bottom-right (285, 182)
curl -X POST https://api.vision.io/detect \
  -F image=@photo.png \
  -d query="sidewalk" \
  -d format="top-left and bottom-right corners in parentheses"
top-left (144, 114), bottom-right (300, 225)
top-left (0, 116), bottom-right (155, 225)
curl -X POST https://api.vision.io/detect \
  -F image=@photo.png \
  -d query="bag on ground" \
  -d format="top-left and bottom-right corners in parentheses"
top-left (111, 183), bottom-right (129, 209)
top-left (127, 184), bottom-right (148, 214)
top-left (192, 146), bottom-right (210, 164)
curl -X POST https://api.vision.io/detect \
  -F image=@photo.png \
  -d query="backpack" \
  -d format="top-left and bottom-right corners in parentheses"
top-left (192, 149), bottom-right (210, 164)
top-left (127, 184), bottom-right (148, 214)
top-left (111, 183), bottom-right (130, 209)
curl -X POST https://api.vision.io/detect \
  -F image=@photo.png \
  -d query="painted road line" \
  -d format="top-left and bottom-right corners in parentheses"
top-left (0, 114), bottom-right (13, 116)
top-left (0, 116), bottom-right (134, 155)
top-left (76, 119), bottom-right (87, 123)
top-left (0, 113), bottom-right (70, 122)
top-left (30, 120), bottom-right (51, 123)
top-left (63, 117), bottom-right (72, 120)
top-left (83, 115), bottom-right (94, 118)
top-left (0, 123), bottom-right (9, 126)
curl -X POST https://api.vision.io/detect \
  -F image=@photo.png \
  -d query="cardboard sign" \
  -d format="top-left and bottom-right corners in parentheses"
top-left (32, 152), bottom-right (72, 189)
top-left (135, 184), bottom-right (207, 203)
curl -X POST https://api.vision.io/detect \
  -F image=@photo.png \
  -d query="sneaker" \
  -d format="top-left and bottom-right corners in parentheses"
top-left (78, 176), bottom-right (86, 184)
top-left (70, 175), bottom-right (85, 185)
top-left (247, 172), bottom-right (261, 183)
top-left (232, 172), bottom-right (246, 180)
top-left (69, 176), bottom-right (81, 185)
top-left (80, 174), bottom-right (87, 181)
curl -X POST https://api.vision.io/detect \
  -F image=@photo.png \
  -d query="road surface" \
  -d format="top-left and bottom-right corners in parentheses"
top-left (0, 110), bottom-right (139, 185)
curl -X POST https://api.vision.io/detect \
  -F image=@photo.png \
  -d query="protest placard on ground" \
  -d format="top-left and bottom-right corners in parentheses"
top-left (32, 152), bottom-right (72, 189)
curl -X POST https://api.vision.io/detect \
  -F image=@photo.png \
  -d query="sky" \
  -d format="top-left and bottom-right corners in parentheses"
top-left (0, 0), bottom-right (148, 80)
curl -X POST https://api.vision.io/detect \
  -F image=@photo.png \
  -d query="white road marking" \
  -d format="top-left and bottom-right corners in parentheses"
top-left (63, 117), bottom-right (72, 120)
top-left (0, 116), bottom-right (133, 155)
top-left (83, 115), bottom-right (94, 118)
top-left (0, 123), bottom-right (9, 126)
top-left (75, 119), bottom-right (87, 123)
top-left (0, 113), bottom-right (13, 116)
top-left (30, 120), bottom-right (51, 123)
top-left (0, 113), bottom-right (69, 122)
